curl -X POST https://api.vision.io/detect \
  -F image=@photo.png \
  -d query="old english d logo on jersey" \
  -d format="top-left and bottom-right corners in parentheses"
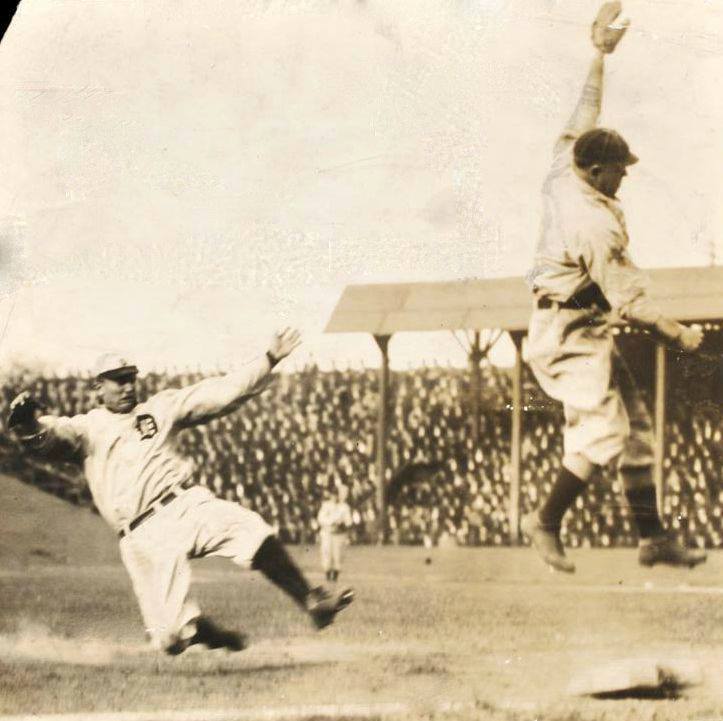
top-left (608, 244), bottom-right (627, 266)
top-left (135, 414), bottom-right (158, 440)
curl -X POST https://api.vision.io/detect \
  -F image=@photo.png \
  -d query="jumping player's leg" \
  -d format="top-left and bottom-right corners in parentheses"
top-left (523, 308), bottom-right (618, 571)
top-left (522, 389), bottom-right (628, 573)
top-left (615, 356), bottom-right (706, 567)
top-left (522, 453), bottom-right (592, 573)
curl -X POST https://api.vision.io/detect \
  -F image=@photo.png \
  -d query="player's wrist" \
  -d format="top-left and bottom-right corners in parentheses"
top-left (265, 350), bottom-right (281, 368)
top-left (654, 317), bottom-right (682, 343)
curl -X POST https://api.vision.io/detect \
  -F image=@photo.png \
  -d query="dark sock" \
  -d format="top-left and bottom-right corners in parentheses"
top-left (539, 466), bottom-right (586, 531)
top-left (251, 535), bottom-right (311, 608)
top-left (624, 476), bottom-right (665, 540)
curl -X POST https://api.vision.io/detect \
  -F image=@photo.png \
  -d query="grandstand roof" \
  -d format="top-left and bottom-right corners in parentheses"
top-left (325, 266), bottom-right (723, 335)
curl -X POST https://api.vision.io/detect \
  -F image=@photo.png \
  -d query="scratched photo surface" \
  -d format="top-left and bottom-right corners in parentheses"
top-left (0, 2), bottom-right (721, 720)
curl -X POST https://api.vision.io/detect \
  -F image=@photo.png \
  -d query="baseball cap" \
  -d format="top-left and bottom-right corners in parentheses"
top-left (573, 128), bottom-right (638, 168)
top-left (93, 352), bottom-right (139, 380)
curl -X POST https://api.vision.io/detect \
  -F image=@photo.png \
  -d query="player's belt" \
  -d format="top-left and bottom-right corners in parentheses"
top-left (118, 479), bottom-right (195, 539)
top-left (536, 283), bottom-right (611, 312)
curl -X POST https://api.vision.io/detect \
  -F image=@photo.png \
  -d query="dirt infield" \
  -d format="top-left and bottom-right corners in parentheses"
top-left (1, 475), bottom-right (722, 720)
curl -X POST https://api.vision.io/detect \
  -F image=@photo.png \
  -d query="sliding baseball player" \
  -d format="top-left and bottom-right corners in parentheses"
top-left (8, 329), bottom-right (353, 654)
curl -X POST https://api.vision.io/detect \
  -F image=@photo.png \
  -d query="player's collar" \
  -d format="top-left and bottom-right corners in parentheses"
top-left (570, 165), bottom-right (622, 210)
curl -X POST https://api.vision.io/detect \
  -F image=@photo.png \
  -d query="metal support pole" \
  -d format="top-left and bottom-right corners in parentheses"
top-left (509, 333), bottom-right (523, 544)
top-left (373, 334), bottom-right (391, 544)
top-left (653, 342), bottom-right (667, 516)
top-left (469, 331), bottom-right (482, 446)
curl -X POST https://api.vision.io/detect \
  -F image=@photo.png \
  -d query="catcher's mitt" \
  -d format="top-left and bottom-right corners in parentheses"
top-left (591, 1), bottom-right (629, 54)
top-left (7, 391), bottom-right (43, 438)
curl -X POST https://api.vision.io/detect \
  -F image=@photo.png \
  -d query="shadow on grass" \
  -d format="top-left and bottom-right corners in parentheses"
top-left (168, 660), bottom-right (334, 677)
top-left (591, 683), bottom-right (684, 701)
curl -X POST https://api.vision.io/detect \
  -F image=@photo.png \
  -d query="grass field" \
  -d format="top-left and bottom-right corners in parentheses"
top-left (1, 475), bottom-right (722, 721)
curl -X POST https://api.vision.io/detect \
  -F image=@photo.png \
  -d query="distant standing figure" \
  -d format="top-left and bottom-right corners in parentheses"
top-left (318, 486), bottom-right (352, 582)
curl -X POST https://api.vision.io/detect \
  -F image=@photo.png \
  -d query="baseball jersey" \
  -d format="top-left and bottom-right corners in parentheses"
top-left (32, 358), bottom-right (273, 533)
top-left (526, 137), bottom-right (662, 327)
top-left (317, 500), bottom-right (352, 533)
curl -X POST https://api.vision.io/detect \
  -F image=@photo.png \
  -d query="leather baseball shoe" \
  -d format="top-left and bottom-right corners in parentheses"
top-left (163, 617), bottom-right (247, 656)
top-left (638, 535), bottom-right (707, 568)
top-left (306, 586), bottom-right (354, 629)
top-left (521, 511), bottom-right (575, 574)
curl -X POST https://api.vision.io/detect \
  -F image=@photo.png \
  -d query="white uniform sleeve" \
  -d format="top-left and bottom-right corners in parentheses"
top-left (165, 357), bottom-right (274, 428)
top-left (577, 225), bottom-right (663, 326)
top-left (30, 415), bottom-right (89, 456)
top-left (552, 130), bottom-right (578, 161)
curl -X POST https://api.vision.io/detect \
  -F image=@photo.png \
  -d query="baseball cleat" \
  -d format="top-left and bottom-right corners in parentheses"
top-left (306, 586), bottom-right (354, 630)
top-left (521, 511), bottom-right (575, 574)
top-left (638, 535), bottom-right (707, 569)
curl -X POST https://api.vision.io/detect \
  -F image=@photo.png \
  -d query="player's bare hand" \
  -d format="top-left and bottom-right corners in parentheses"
top-left (678, 325), bottom-right (704, 352)
top-left (591, 2), bottom-right (629, 54)
top-left (269, 327), bottom-right (302, 361)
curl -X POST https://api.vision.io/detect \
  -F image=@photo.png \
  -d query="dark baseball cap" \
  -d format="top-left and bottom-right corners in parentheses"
top-left (573, 128), bottom-right (638, 168)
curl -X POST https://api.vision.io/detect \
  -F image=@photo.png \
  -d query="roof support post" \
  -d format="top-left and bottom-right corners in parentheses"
top-left (469, 331), bottom-right (483, 447)
top-left (373, 334), bottom-right (392, 544)
top-left (653, 342), bottom-right (667, 516)
top-left (509, 332), bottom-right (524, 545)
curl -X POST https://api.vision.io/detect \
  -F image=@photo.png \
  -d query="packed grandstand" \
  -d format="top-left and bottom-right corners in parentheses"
top-left (0, 349), bottom-right (720, 549)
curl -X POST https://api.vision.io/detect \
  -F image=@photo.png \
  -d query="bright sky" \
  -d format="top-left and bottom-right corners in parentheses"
top-left (0, 0), bottom-right (721, 374)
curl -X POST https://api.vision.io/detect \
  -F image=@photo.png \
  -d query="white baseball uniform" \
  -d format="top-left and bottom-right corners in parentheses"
top-left (525, 137), bottom-right (659, 468)
top-left (29, 358), bottom-right (276, 651)
top-left (317, 499), bottom-right (352, 574)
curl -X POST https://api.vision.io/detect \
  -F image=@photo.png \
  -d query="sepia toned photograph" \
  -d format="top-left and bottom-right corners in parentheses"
top-left (0, 1), bottom-right (721, 720)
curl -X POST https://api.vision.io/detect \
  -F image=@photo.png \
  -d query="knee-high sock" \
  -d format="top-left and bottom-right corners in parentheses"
top-left (622, 467), bottom-right (665, 540)
top-left (539, 465), bottom-right (586, 531)
top-left (251, 535), bottom-right (311, 608)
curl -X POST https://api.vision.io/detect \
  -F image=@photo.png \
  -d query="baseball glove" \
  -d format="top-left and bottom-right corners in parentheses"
top-left (7, 391), bottom-right (43, 438)
top-left (591, 1), bottom-right (629, 54)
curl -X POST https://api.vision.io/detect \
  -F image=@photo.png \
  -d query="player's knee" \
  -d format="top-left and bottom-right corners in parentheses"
top-left (617, 464), bottom-right (653, 491)
top-left (562, 453), bottom-right (595, 481)
top-left (593, 428), bottom-right (629, 467)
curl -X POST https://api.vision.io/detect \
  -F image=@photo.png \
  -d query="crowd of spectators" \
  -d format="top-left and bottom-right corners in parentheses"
top-left (0, 349), bottom-right (720, 548)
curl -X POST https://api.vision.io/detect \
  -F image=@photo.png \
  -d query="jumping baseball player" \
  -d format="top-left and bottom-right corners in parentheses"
top-left (522, 2), bottom-right (706, 573)
top-left (7, 328), bottom-right (353, 654)
top-left (317, 486), bottom-right (352, 582)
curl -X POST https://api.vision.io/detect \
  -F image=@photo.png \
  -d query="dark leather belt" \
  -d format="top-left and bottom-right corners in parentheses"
top-left (535, 283), bottom-right (611, 312)
top-left (118, 480), bottom-right (195, 539)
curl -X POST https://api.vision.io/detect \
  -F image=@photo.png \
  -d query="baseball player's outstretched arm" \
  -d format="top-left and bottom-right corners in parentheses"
top-left (555, 53), bottom-right (604, 153)
top-left (554, 3), bottom-right (629, 154)
top-left (7, 392), bottom-right (87, 457)
top-left (172, 328), bottom-right (302, 427)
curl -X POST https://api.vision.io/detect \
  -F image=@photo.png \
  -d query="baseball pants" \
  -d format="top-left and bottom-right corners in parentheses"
top-left (119, 485), bottom-right (273, 652)
top-left (527, 306), bottom-right (654, 469)
top-left (319, 531), bottom-right (346, 572)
